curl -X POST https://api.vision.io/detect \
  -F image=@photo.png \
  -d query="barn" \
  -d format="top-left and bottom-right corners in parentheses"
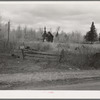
top-left (42, 27), bottom-right (54, 42)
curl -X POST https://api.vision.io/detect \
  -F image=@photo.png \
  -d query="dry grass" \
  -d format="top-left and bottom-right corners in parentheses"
top-left (0, 42), bottom-right (100, 89)
top-left (0, 42), bottom-right (100, 75)
top-left (24, 41), bottom-right (56, 52)
top-left (55, 43), bottom-right (100, 69)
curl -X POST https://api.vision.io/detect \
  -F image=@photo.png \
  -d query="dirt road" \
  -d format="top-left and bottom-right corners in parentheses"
top-left (0, 70), bottom-right (100, 90)
top-left (4, 77), bottom-right (100, 90)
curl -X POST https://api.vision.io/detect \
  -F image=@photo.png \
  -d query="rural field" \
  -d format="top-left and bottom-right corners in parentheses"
top-left (0, 42), bottom-right (100, 90)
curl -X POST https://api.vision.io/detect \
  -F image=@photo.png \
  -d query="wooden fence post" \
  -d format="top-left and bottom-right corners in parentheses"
top-left (59, 49), bottom-right (65, 63)
top-left (21, 49), bottom-right (25, 60)
top-left (20, 45), bottom-right (25, 60)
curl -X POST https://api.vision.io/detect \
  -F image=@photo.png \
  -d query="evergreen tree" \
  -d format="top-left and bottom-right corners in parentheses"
top-left (84, 22), bottom-right (98, 43)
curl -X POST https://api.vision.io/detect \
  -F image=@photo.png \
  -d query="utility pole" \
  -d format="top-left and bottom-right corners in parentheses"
top-left (43, 27), bottom-right (46, 42)
top-left (7, 20), bottom-right (10, 44)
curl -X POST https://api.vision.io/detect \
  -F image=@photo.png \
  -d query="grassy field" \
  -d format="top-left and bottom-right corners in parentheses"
top-left (1, 42), bottom-right (100, 73)
top-left (0, 42), bottom-right (100, 89)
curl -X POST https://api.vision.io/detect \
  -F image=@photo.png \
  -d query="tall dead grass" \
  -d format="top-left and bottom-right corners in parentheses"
top-left (56, 43), bottom-right (100, 69)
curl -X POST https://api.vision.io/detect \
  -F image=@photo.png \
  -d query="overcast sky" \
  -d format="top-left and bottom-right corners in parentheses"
top-left (0, 1), bottom-right (100, 34)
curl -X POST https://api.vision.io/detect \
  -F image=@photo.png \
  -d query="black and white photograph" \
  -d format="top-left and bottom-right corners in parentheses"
top-left (0, 1), bottom-right (100, 90)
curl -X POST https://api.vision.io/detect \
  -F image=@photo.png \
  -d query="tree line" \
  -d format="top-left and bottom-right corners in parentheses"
top-left (0, 16), bottom-right (99, 44)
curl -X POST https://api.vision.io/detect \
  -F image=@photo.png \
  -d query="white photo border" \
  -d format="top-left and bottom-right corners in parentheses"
top-left (0, 1), bottom-right (100, 99)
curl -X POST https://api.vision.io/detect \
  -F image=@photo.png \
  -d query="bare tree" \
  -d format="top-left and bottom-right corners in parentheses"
top-left (7, 20), bottom-right (10, 44)
top-left (55, 26), bottom-right (60, 37)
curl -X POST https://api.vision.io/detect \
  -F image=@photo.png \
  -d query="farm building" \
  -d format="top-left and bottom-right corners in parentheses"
top-left (42, 27), bottom-right (54, 42)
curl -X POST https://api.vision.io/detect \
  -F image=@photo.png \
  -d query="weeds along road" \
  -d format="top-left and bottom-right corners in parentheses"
top-left (0, 70), bottom-right (100, 90)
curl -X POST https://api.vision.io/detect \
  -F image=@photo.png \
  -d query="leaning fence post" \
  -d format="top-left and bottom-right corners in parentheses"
top-left (59, 49), bottom-right (65, 63)
top-left (21, 49), bottom-right (25, 60)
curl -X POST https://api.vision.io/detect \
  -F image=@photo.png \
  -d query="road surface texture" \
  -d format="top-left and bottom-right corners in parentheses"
top-left (0, 70), bottom-right (100, 90)
top-left (9, 77), bottom-right (100, 90)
